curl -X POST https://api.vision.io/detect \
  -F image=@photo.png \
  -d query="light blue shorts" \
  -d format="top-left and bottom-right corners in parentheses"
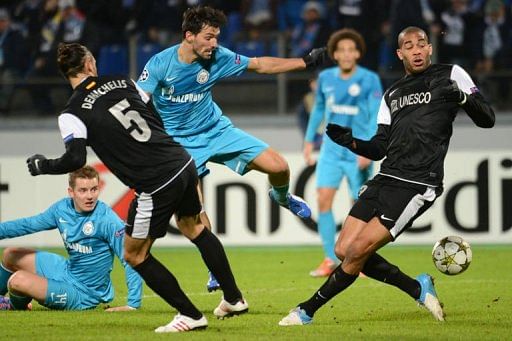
top-left (35, 251), bottom-right (99, 310)
top-left (174, 116), bottom-right (269, 177)
top-left (316, 136), bottom-right (372, 200)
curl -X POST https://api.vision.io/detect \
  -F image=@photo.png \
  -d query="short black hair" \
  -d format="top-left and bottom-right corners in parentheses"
top-left (397, 26), bottom-right (429, 48)
top-left (182, 6), bottom-right (227, 37)
top-left (327, 28), bottom-right (366, 60)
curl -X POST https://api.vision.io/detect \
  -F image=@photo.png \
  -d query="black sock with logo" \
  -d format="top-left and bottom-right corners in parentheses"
top-left (362, 252), bottom-right (421, 300)
top-left (134, 254), bottom-right (202, 319)
top-left (299, 265), bottom-right (358, 317)
top-left (192, 227), bottom-right (242, 304)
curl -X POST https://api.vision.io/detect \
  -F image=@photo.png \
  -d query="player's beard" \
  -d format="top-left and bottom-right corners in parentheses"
top-left (194, 47), bottom-right (215, 60)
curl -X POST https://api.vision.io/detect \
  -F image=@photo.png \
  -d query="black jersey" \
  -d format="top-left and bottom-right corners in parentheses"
top-left (58, 76), bottom-right (191, 193)
top-left (368, 64), bottom-right (493, 187)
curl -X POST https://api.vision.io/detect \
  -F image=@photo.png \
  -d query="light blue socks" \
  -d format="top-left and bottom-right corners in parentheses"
top-left (318, 211), bottom-right (337, 261)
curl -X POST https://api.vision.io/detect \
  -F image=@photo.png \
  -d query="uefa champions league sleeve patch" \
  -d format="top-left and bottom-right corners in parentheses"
top-left (138, 68), bottom-right (149, 82)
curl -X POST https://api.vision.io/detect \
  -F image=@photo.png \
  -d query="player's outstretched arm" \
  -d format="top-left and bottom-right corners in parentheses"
top-left (26, 139), bottom-right (87, 176)
top-left (247, 47), bottom-right (327, 74)
top-left (108, 221), bottom-right (143, 310)
top-left (0, 208), bottom-right (58, 240)
top-left (326, 123), bottom-right (388, 161)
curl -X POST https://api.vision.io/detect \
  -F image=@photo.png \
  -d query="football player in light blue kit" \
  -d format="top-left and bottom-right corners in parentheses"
top-left (303, 29), bottom-right (382, 277)
top-left (137, 6), bottom-right (326, 291)
top-left (0, 166), bottom-right (142, 311)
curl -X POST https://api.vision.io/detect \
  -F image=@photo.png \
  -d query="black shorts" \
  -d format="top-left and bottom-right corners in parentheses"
top-left (349, 175), bottom-right (441, 240)
top-left (125, 161), bottom-right (201, 239)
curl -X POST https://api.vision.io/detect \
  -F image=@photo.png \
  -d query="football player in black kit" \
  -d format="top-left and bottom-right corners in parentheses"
top-left (279, 26), bottom-right (495, 326)
top-left (25, 43), bottom-right (248, 333)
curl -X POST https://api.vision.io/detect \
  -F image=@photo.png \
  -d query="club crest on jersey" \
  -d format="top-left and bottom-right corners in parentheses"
top-left (196, 69), bottom-right (209, 84)
top-left (139, 68), bottom-right (149, 82)
top-left (348, 83), bottom-right (361, 97)
top-left (391, 99), bottom-right (398, 113)
top-left (82, 221), bottom-right (94, 236)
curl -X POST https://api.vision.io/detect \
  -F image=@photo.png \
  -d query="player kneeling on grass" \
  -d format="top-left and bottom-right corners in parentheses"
top-left (0, 166), bottom-right (142, 311)
top-left (279, 26), bottom-right (495, 326)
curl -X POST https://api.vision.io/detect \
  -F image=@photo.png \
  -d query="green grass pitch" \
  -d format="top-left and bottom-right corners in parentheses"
top-left (2, 245), bottom-right (511, 340)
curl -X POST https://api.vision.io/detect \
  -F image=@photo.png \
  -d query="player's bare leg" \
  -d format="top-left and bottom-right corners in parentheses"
top-left (249, 148), bottom-right (311, 218)
top-left (280, 217), bottom-right (390, 326)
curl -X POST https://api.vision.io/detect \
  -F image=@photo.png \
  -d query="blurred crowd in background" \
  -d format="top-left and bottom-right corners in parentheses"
top-left (0, 0), bottom-right (511, 116)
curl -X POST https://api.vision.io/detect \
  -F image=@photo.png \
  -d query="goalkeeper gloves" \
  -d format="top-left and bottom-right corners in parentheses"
top-left (326, 124), bottom-right (354, 147)
top-left (303, 47), bottom-right (327, 68)
top-left (27, 154), bottom-right (48, 176)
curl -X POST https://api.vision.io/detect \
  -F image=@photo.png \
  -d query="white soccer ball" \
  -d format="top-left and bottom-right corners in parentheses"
top-left (432, 236), bottom-right (472, 275)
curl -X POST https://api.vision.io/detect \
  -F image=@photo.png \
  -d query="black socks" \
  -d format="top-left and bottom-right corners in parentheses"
top-left (362, 253), bottom-right (421, 300)
top-left (298, 253), bottom-right (422, 318)
top-left (192, 227), bottom-right (242, 303)
top-left (299, 265), bottom-right (358, 317)
top-left (134, 254), bottom-right (202, 319)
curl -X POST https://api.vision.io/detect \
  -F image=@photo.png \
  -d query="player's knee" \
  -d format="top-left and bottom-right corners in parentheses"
top-left (345, 242), bottom-right (369, 264)
top-left (317, 197), bottom-right (332, 212)
top-left (334, 244), bottom-right (346, 261)
top-left (274, 157), bottom-right (289, 175)
top-left (176, 216), bottom-right (203, 240)
top-left (266, 153), bottom-right (289, 175)
top-left (7, 271), bottom-right (28, 293)
top-left (2, 247), bottom-right (18, 270)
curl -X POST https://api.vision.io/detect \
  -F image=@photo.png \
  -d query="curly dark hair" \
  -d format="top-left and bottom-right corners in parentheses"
top-left (327, 28), bottom-right (366, 61)
top-left (182, 6), bottom-right (227, 37)
top-left (57, 43), bottom-right (91, 78)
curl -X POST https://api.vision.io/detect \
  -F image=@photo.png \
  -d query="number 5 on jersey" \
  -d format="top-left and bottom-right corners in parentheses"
top-left (109, 99), bottom-right (151, 142)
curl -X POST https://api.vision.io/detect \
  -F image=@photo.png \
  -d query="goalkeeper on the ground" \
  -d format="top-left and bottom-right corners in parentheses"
top-left (0, 166), bottom-right (142, 311)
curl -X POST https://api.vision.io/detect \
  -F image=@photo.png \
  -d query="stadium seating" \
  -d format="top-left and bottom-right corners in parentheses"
top-left (137, 43), bottom-right (163, 74)
top-left (97, 44), bottom-right (129, 76)
top-left (234, 40), bottom-right (267, 58)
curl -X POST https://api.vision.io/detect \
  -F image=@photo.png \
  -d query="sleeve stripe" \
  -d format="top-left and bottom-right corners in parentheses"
top-left (63, 133), bottom-right (74, 143)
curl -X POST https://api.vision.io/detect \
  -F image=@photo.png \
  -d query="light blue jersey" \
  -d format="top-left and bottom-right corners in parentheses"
top-left (0, 198), bottom-right (142, 310)
top-left (306, 65), bottom-right (382, 161)
top-left (137, 44), bottom-right (269, 177)
top-left (137, 45), bottom-right (250, 137)
top-left (306, 65), bottom-right (382, 195)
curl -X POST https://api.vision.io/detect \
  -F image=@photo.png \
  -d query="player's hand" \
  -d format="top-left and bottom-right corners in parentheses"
top-left (26, 154), bottom-right (47, 176)
top-left (358, 156), bottom-right (371, 170)
top-left (429, 78), bottom-right (466, 104)
top-left (303, 47), bottom-right (327, 68)
top-left (104, 305), bottom-right (137, 312)
top-left (303, 142), bottom-right (315, 166)
top-left (326, 124), bottom-right (353, 147)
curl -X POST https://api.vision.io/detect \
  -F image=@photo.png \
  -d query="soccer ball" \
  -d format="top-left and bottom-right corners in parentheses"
top-left (432, 236), bottom-right (472, 275)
